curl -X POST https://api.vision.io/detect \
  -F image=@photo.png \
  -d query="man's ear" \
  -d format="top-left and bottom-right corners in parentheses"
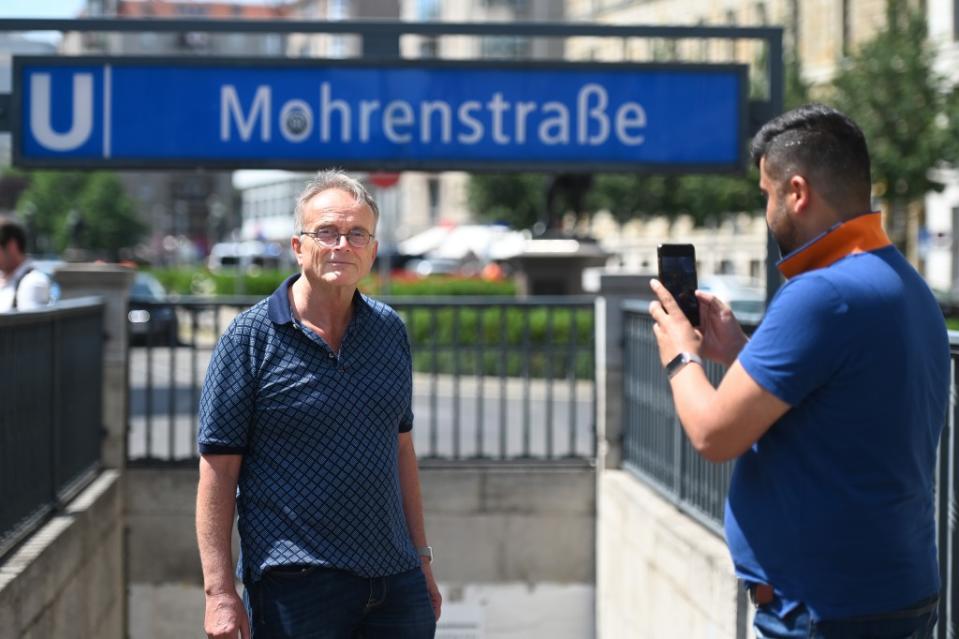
top-left (291, 235), bottom-right (304, 266)
top-left (788, 174), bottom-right (812, 215)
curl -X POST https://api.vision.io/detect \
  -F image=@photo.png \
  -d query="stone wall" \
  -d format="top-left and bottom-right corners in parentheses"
top-left (0, 471), bottom-right (124, 639)
top-left (597, 470), bottom-right (752, 639)
top-left (127, 462), bottom-right (596, 639)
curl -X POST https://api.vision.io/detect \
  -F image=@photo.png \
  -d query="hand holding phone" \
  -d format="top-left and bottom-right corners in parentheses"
top-left (657, 243), bottom-right (700, 327)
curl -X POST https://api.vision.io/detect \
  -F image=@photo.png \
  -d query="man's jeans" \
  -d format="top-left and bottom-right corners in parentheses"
top-left (244, 566), bottom-right (436, 639)
top-left (754, 597), bottom-right (938, 639)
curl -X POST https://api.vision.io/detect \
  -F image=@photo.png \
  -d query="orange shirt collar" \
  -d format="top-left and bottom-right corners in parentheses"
top-left (777, 212), bottom-right (892, 279)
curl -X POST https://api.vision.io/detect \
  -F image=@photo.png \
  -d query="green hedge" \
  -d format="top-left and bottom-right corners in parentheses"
top-left (146, 266), bottom-right (592, 379)
top-left (147, 267), bottom-right (516, 298)
top-left (397, 306), bottom-right (594, 379)
top-left (373, 276), bottom-right (516, 297)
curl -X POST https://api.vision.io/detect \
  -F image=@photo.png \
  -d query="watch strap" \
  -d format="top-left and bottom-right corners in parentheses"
top-left (665, 352), bottom-right (704, 379)
top-left (417, 545), bottom-right (433, 562)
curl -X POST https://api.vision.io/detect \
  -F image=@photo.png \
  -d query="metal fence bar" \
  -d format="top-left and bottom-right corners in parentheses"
top-left (452, 305), bottom-right (462, 459)
top-left (126, 295), bottom-right (596, 464)
top-left (622, 302), bottom-right (750, 535)
top-left (522, 308), bottom-right (532, 457)
top-left (429, 308), bottom-right (439, 457)
top-left (475, 307), bottom-right (485, 459)
top-left (942, 345), bottom-right (959, 639)
top-left (499, 306), bottom-right (509, 459)
top-left (545, 307), bottom-right (555, 458)
top-left (568, 308), bottom-right (578, 456)
top-left (191, 308), bottom-right (200, 448)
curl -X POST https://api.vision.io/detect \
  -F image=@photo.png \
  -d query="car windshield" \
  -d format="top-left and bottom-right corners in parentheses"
top-left (130, 274), bottom-right (166, 301)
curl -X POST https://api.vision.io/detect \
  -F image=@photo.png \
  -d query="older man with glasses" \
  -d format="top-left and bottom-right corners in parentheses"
top-left (196, 169), bottom-right (441, 639)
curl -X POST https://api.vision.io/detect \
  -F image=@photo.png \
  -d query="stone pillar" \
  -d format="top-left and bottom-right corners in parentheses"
top-left (595, 273), bottom-right (653, 472)
top-left (54, 264), bottom-right (135, 470)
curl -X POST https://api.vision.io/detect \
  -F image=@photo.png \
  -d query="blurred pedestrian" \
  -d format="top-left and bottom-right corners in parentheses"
top-left (196, 170), bottom-right (440, 639)
top-left (0, 217), bottom-right (51, 312)
top-left (649, 104), bottom-right (948, 638)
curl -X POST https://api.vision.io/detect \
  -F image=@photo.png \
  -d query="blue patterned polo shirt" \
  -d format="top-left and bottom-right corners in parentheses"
top-left (197, 274), bottom-right (420, 581)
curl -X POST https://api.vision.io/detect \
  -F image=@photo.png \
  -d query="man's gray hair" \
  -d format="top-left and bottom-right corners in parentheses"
top-left (294, 169), bottom-right (380, 233)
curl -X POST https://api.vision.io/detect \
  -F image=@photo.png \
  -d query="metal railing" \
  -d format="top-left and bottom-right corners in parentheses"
top-left (127, 295), bottom-right (596, 464)
top-left (0, 298), bottom-right (105, 559)
top-left (621, 301), bottom-right (749, 534)
top-left (621, 300), bottom-right (959, 637)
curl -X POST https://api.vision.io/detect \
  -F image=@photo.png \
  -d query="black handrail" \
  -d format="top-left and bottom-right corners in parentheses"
top-left (0, 298), bottom-right (105, 559)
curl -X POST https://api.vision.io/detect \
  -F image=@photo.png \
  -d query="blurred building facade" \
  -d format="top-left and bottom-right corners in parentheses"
top-left (233, 0), bottom-right (566, 250)
top-left (566, 0), bottom-right (959, 294)
top-left (61, 0), bottom-right (292, 264)
top-left (392, 0), bottom-right (565, 244)
top-left (925, 0), bottom-right (959, 295)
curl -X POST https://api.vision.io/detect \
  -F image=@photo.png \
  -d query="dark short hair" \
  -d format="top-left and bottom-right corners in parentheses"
top-left (750, 103), bottom-right (871, 212)
top-left (0, 217), bottom-right (26, 253)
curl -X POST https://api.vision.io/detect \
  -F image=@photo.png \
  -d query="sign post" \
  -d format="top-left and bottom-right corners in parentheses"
top-left (372, 173), bottom-right (401, 296)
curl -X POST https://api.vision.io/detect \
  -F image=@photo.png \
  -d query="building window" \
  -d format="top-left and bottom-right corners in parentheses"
top-left (484, 0), bottom-right (528, 11)
top-left (420, 37), bottom-right (439, 58)
top-left (842, 0), bottom-right (851, 57)
top-left (755, 2), bottom-right (767, 25)
top-left (481, 36), bottom-right (531, 59)
top-left (418, 0), bottom-right (441, 20)
top-left (726, 10), bottom-right (737, 59)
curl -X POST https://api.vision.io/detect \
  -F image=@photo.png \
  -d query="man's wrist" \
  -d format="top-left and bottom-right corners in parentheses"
top-left (664, 352), bottom-right (704, 379)
top-left (417, 545), bottom-right (433, 563)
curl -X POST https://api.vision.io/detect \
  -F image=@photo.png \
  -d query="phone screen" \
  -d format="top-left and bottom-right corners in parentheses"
top-left (657, 245), bottom-right (700, 326)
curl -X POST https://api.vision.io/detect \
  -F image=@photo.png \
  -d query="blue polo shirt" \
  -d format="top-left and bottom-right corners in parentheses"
top-left (198, 274), bottom-right (420, 581)
top-left (729, 246), bottom-right (949, 620)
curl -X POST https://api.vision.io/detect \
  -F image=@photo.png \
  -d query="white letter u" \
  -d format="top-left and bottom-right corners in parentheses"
top-left (30, 73), bottom-right (94, 151)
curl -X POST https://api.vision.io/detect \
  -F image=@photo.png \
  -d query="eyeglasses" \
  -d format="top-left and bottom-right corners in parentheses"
top-left (300, 227), bottom-right (375, 248)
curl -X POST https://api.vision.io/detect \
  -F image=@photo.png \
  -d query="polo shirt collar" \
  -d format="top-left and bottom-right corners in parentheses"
top-left (777, 211), bottom-right (892, 279)
top-left (266, 273), bottom-right (372, 324)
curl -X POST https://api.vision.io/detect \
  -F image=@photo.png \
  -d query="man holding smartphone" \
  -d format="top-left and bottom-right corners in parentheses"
top-left (649, 104), bottom-right (949, 638)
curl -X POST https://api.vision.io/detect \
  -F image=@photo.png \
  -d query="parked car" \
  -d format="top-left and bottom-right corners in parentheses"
top-left (207, 240), bottom-right (287, 272)
top-left (128, 272), bottom-right (179, 346)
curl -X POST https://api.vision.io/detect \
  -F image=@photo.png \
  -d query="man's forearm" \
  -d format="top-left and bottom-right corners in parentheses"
top-left (197, 455), bottom-right (242, 595)
top-left (397, 435), bottom-right (428, 548)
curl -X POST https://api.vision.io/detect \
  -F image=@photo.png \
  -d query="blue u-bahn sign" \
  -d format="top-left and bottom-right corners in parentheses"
top-left (13, 57), bottom-right (747, 172)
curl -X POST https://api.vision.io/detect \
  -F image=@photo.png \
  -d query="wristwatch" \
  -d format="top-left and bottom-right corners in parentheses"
top-left (664, 352), bottom-right (704, 379)
top-left (417, 546), bottom-right (433, 563)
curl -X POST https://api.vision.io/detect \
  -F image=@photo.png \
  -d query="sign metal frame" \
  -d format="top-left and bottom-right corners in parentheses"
top-left (12, 55), bottom-right (749, 174)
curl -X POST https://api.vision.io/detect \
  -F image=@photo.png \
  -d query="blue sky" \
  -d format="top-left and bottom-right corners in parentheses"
top-left (0, 0), bottom-right (87, 19)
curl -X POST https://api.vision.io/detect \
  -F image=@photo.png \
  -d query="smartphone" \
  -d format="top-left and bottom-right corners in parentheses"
top-left (657, 244), bottom-right (700, 327)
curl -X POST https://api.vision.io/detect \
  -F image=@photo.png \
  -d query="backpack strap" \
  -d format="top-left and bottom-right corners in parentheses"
top-left (11, 267), bottom-right (35, 310)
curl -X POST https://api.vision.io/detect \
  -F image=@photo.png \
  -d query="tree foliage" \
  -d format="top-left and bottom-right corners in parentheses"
top-left (830, 0), bottom-right (959, 251)
top-left (466, 43), bottom-right (809, 230)
top-left (468, 173), bottom-right (547, 230)
top-left (586, 173), bottom-right (760, 226)
top-left (15, 171), bottom-right (146, 259)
